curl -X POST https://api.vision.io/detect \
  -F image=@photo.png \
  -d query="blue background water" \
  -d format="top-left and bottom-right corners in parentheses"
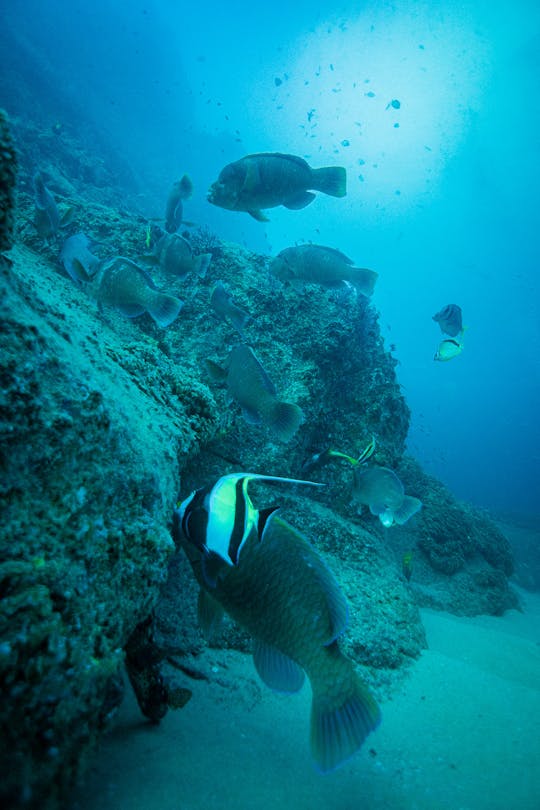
top-left (3, 0), bottom-right (539, 518)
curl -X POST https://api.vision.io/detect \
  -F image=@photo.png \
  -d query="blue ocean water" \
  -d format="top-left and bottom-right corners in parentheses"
top-left (4, 0), bottom-right (537, 518)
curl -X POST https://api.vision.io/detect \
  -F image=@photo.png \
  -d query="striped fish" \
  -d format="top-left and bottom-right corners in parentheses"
top-left (176, 473), bottom-right (322, 587)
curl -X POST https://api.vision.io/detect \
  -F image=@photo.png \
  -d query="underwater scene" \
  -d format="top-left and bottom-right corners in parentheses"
top-left (1, 0), bottom-right (539, 808)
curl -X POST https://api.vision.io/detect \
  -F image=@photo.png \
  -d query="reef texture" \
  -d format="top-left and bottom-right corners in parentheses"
top-left (0, 131), bottom-right (518, 808)
top-left (0, 109), bottom-right (17, 251)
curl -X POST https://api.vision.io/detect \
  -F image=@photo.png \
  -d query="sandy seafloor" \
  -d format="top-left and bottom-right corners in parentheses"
top-left (72, 587), bottom-right (540, 810)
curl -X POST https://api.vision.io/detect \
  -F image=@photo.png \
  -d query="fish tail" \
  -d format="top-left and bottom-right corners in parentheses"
top-left (194, 252), bottom-right (212, 278)
top-left (147, 293), bottom-right (184, 328)
top-left (350, 267), bottom-right (378, 297)
top-left (310, 648), bottom-right (381, 772)
top-left (267, 401), bottom-right (304, 442)
top-left (229, 305), bottom-right (251, 336)
top-left (310, 166), bottom-right (347, 198)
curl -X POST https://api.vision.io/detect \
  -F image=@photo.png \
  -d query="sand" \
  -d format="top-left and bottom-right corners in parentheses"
top-left (72, 588), bottom-right (540, 810)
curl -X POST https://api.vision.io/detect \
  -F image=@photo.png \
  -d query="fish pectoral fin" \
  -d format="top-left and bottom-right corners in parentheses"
top-left (201, 551), bottom-right (229, 589)
top-left (252, 639), bottom-right (305, 693)
top-left (247, 208), bottom-right (270, 222)
top-left (283, 190), bottom-right (316, 210)
top-left (393, 496), bottom-right (422, 525)
top-left (197, 588), bottom-right (225, 640)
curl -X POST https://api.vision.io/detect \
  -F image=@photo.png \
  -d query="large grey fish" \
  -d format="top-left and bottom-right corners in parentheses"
top-left (173, 472), bottom-right (381, 772)
top-left (165, 174), bottom-right (193, 233)
top-left (207, 152), bottom-right (346, 221)
top-left (95, 256), bottom-right (183, 328)
top-left (32, 172), bottom-right (74, 242)
top-left (271, 244), bottom-right (378, 297)
top-left (432, 303), bottom-right (463, 337)
top-left (145, 229), bottom-right (211, 279)
top-left (353, 465), bottom-right (422, 527)
top-left (60, 232), bottom-right (101, 284)
top-left (210, 280), bottom-right (251, 337)
top-left (206, 344), bottom-right (303, 442)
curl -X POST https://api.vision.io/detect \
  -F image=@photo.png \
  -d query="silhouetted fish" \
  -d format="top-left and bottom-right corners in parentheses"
top-left (432, 304), bottom-right (462, 337)
top-left (165, 174), bottom-right (193, 233)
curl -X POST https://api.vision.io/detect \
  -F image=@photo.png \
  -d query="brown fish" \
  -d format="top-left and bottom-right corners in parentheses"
top-left (209, 280), bottom-right (251, 336)
top-left (208, 152), bottom-right (346, 221)
top-left (174, 472), bottom-right (381, 772)
top-left (206, 344), bottom-right (303, 442)
top-left (95, 256), bottom-right (183, 328)
top-left (146, 231), bottom-right (211, 279)
top-left (271, 244), bottom-right (378, 296)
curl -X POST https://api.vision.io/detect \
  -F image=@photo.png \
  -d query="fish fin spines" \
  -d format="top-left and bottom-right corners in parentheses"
top-left (267, 401), bottom-right (304, 442)
top-left (310, 666), bottom-right (381, 772)
top-left (197, 588), bottom-right (225, 640)
top-left (311, 166), bottom-right (347, 197)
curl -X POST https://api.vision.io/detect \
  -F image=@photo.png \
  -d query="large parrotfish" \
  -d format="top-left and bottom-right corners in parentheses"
top-left (173, 472), bottom-right (381, 772)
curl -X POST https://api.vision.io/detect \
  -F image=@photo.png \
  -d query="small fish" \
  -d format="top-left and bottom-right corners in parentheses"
top-left (353, 465), bottom-right (422, 527)
top-left (207, 152), bottom-right (346, 222)
top-left (173, 474), bottom-right (381, 772)
top-left (432, 304), bottom-right (463, 337)
top-left (165, 174), bottom-right (193, 233)
top-left (33, 172), bottom-right (61, 241)
top-left (434, 335), bottom-right (465, 362)
top-left (402, 551), bottom-right (413, 582)
top-left (210, 280), bottom-right (251, 337)
top-left (144, 229), bottom-right (211, 279)
top-left (206, 344), bottom-right (303, 442)
top-left (270, 244), bottom-right (377, 297)
top-left (60, 232), bottom-right (101, 284)
top-left (95, 256), bottom-right (183, 328)
top-left (302, 437), bottom-right (376, 473)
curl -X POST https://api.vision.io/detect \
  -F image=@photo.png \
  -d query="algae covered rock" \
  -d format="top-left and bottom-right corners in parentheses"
top-left (0, 109), bottom-right (17, 251)
top-left (0, 247), bottom-right (219, 808)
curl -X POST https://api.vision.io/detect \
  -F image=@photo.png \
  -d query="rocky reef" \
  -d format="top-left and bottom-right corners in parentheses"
top-left (0, 108), bottom-right (519, 810)
top-left (0, 109), bottom-right (17, 251)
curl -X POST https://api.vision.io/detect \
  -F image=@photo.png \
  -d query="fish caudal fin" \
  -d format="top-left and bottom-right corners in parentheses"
top-left (147, 293), bottom-right (184, 328)
top-left (310, 656), bottom-right (381, 772)
top-left (194, 252), bottom-right (212, 278)
top-left (267, 401), bottom-right (304, 442)
top-left (229, 305), bottom-right (251, 337)
top-left (311, 166), bottom-right (347, 198)
top-left (351, 267), bottom-right (378, 297)
top-left (393, 495), bottom-right (422, 525)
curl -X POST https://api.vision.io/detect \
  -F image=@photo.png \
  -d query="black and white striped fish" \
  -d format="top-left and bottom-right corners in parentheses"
top-left (174, 472), bottom-right (322, 587)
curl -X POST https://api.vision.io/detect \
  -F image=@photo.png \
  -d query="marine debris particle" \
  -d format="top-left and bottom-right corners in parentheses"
top-left (386, 99), bottom-right (401, 110)
top-left (365, 91), bottom-right (375, 98)
top-left (274, 77), bottom-right (283, 86)
top-left (341, 139), bottom-right (350, 147)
